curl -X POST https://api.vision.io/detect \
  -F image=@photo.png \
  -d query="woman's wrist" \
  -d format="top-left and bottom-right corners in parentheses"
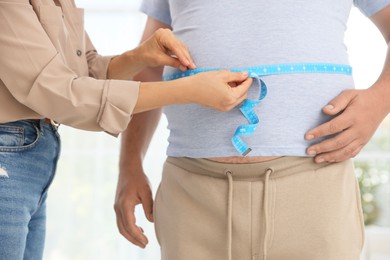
top-left (124, 48), bottom-right (147, 72)
top-left (107, 49), bottom-right (146, 80)
top-left (135, 79), bottom-right (190, 113)
top-left (171, 77), bottom-right (194, 103)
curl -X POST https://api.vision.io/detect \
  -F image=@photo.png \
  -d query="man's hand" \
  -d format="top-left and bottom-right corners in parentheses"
top-left (114, 166), bottom-right (154, 248)
top-left (305, 87), bottom-right (390, 163)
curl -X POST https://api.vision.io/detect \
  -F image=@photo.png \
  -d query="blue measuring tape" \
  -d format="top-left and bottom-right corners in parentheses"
top-left (163, 63), bottom-right (352, 156)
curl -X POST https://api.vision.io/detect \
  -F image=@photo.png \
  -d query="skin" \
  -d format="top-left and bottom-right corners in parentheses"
top-left (115, 6), bottom-right (390, 248)
top-left (305, 6), bottom-right (390, 163)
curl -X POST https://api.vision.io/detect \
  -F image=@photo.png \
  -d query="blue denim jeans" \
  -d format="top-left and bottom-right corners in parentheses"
top-left (0, 120), bottom-right (61, 260)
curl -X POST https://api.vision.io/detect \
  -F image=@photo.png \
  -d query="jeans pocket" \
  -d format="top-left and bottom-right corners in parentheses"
top-left (0, 122), bottom-right (41, 152)
top-left (0, 126), bottom-right (24, 147)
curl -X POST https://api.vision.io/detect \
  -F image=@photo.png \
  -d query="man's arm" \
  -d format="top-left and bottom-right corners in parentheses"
top-left (113, 16), bottom-right (253, 247)
top-left (305, 5), bottom-right (390, 163)
top-left (114, 17), bottom-right (167, 248)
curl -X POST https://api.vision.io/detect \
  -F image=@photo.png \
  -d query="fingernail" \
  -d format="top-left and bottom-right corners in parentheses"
top-left (306, 134), bottom-right (314, 140)
top-left (241, 71), bottom-right (248, 77)
top-left (316, 158), bottom-right (325, 163)
top-left (191, 62), bottom-right (196, 68)
top-left (307, 150), bottom-right (316, 156)
top-left (325, 104), bottom-right (334, 110)
top-left (184, 59), bottom-right (190, 65)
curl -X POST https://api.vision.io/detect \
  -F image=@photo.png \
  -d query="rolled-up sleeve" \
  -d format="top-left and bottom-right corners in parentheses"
top-left (0, 0), bottom-right (139, 135)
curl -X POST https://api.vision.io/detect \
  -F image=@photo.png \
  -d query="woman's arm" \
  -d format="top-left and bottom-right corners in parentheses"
top-left (135, 70), bottom-right (252, 114)
top-left (0, 1), bottom-right (139, 135)
top-left (0, 1), bottom-right (251, 136)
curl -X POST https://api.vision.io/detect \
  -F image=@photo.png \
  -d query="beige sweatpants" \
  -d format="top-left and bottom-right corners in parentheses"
top-left (154, 156), bottom-right (364, 260)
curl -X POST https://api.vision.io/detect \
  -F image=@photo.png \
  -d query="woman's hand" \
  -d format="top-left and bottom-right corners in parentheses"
top-left (134, 70), bottom-right (253, 113)
top-left (135, 28), bottom-right (196, 71)
top-left (181, 70), bottom-right (253, 112)
top-left (107, 28), bottom-right (195, 80)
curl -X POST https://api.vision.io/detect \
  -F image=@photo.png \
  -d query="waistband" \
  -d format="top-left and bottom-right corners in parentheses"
top-left (1, 119), bottom-right (60, 133)
top-left (167, 156), bottom-right (329, 181)
top-left (32, 118), bottom-right (60, 129)
top-left (167, 156), bottom-right (329, 260)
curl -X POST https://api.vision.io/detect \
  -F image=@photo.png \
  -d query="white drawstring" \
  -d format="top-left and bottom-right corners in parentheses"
top-left (226, 170), bottom-right (233, 260)
top-left (225, 168), bottom-right (273, 260)
top-left (263, 168), bottom-right (273, 260)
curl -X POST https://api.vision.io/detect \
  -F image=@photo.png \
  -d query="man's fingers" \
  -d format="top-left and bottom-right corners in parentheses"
top-left (117, 202), bottom-right (149, 247)
top-left (141, 190), bottom-right (154, 223)
top-left (116, 214), bottom-right (146, 248)
top-left (313, 141), bottom-right (364, 163)
top-left (306, 129), bottom-right (357, 156)
top-left (305, 114), bottom-right (353, 140)
top-left (322, 89), bottom-right (356, 115)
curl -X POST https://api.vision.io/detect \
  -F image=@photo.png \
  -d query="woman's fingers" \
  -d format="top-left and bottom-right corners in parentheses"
top-left (221, 70), bottom-right (249, 83)
top-left (183, 70), bottom-right (252, 112)
top-left (232, 77), bottom-right (252, 97)
top-left (156, 55), bottom-right (187, 71)
top-left (155, 28), bottom-right (196, 69)
top-left (219, 74), bottom-right (252, 111)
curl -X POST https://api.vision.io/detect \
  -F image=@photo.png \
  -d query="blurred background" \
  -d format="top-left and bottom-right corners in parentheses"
top-left (43, 1), bottom-right (390, 259)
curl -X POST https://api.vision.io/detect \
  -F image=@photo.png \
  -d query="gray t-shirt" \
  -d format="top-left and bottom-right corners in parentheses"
top-left (141, 0), bottom-right (390, 157)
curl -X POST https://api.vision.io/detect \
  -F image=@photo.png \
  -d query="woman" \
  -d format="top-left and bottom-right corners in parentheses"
top-left (0, 0), bottom-right (252, 259)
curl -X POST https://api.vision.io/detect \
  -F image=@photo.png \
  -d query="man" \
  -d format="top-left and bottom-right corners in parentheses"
top-left (115, 1), bottom-right (390, 259)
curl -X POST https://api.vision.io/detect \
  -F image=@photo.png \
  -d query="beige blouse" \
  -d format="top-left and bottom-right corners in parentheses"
top-left (0, 0), bottom-right (140, 135)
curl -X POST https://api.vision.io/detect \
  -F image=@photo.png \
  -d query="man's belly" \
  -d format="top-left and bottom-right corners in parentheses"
top-left (164, 73), bottom-right (354, 158)
top-left (208, 156), bottom-right (282, 163)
